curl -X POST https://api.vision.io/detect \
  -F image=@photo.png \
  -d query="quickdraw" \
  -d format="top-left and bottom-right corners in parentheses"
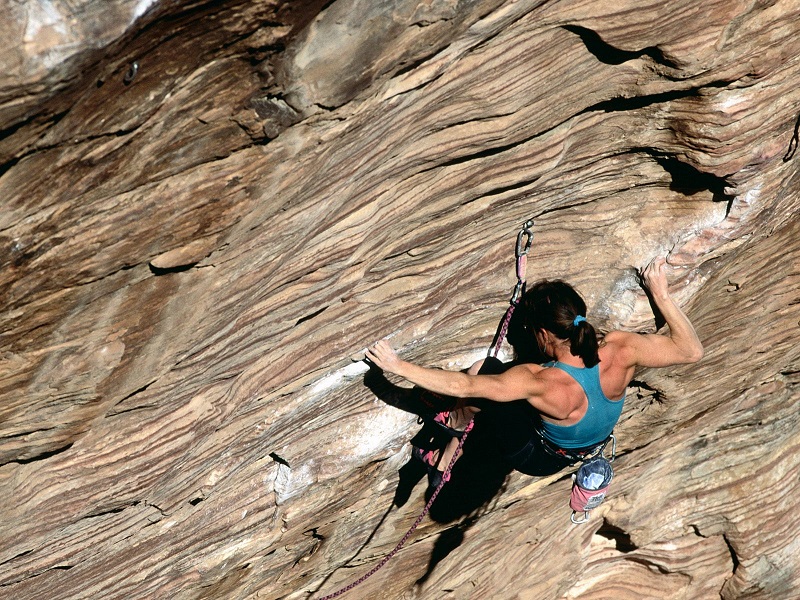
top-left (315, 220), bottom-right (534, 599)
top-left (489, 219), bottom-right (533, 358)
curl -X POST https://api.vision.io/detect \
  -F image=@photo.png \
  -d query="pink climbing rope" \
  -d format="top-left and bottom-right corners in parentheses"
top-left (316, 419), bottom-right (475, 600)
top-left (315, 220), bottom-right (534, 600)
top-left (489, 254), bottom-right (527, 358)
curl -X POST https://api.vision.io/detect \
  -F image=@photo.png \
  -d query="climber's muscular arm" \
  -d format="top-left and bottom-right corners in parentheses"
top-left (365, 341), bottom-right (575, 420)
top-left (610, 257), bottom-right (704, 369)
top-left (366, 340), bottom-right (541, 400)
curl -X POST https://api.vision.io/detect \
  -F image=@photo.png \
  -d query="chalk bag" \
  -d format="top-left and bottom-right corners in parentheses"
top-left (570, 456), bottom-right (614, 524)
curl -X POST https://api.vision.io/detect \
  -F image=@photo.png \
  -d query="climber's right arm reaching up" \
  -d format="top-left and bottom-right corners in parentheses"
top-left (606, 257), bottom-right (704, 370)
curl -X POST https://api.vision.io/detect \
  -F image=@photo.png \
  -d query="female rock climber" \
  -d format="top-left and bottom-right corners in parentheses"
top-left (365, 257), bottom-right (704, 482)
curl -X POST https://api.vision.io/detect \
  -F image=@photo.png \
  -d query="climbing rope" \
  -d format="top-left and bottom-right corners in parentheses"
top-left (316, 423), bottom-right (473, 600)
top-left (315, 220), bottom-right (534, 599)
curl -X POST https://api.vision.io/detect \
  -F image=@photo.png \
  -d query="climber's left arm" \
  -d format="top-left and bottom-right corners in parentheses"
top-left (365, 340), bottom-right (545, 402)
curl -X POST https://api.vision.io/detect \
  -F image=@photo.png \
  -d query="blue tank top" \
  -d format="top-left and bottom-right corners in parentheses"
top-left (539, 362), bottom-right (625, 449)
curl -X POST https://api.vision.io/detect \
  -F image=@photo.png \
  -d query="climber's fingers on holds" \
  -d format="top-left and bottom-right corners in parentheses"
top-left (641, 256), bottom-right (668, 294)
top-left (365, 339), bottom-right (398, 370)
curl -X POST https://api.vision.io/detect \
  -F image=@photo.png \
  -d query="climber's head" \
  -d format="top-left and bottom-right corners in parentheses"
top-left (522, 280), bottom-right (600, 367)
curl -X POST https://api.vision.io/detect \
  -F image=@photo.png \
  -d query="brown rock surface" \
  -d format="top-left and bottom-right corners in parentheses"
top-left (1, 1), bottom-right (799, 599)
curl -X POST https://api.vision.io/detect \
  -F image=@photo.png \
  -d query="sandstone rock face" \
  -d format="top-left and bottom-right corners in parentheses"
top-left (0, 0), bottom-right (149, 128)
top-left (1, 1), bottom-right (799, 599)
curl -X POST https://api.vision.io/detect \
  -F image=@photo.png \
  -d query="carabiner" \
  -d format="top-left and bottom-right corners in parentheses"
top-left (123, 61), bottom-right (139, 85)
top-left (604, 434), bottom-right (617, 463)
top-left (515, 219), bottom-right (534, 258)
top-left (510, 280), bottom-right (526, 305)
top-left (571, 510), bottom-right (590, 525)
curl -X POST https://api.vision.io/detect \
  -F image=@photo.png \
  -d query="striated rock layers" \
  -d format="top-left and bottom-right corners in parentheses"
top-left (1, 0), bottom-right (799, 598)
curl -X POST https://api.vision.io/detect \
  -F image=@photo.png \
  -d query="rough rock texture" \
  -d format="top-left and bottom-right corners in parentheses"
top-left (1, 0), bottom-right (799, 599)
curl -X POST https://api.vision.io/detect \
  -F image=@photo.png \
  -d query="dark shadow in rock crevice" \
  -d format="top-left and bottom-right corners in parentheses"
top-left (596, 518), bottom-right (638, 553)
top-left (650, 153), bottom-right (732, 203)
top-left (617, 147), bottom-right (735, 222)
top-left (9, 442), bottom-right (74, 466)
top-left (563, 24), bottom-right (678, 68)
top-left (148, 262), bottom-right (198, 276)
top-left (783, 111), bottom-right (800, 162)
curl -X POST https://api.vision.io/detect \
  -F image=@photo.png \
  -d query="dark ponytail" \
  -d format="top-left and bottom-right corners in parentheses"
top-left (569, 316), bottom-right (600, 368)
top-left (522, 280), bottom-right (600, 367)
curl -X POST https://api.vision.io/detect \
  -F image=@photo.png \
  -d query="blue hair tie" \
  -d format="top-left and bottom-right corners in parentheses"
top-left (573, 315), bottom-right (587, 326)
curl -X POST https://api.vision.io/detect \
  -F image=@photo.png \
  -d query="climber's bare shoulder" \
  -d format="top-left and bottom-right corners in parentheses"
top-left (599, 330), bottom-right (640, 369)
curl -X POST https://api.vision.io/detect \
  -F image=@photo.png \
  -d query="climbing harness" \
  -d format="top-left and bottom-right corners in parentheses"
top-left (316, 220), bottom-right (534, 599)
top-left (569, 435), bottom-right (616, 524)
top-left (536, 429), bottom-right (614, 464)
